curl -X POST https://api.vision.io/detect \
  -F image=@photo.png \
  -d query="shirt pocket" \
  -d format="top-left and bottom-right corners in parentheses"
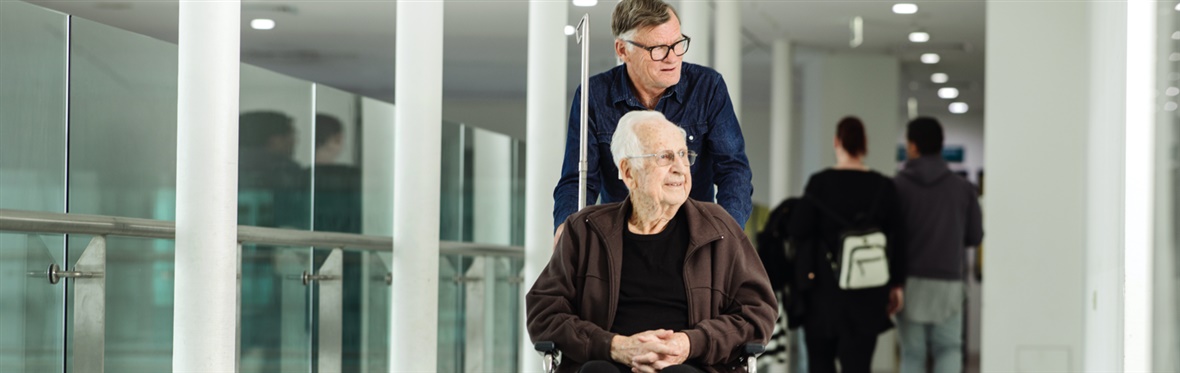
top-left (684, 122), bottom-right (709, 168)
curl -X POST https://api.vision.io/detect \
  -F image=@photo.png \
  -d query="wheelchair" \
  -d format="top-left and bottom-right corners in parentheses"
top-left (534, 341), bottom-right (766, 373)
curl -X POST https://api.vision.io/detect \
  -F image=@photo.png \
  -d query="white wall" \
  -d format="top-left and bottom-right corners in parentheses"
top-left (795, 49), bottom-right (902, 185)
top-left (983, 1), bottom-right (1129, 371)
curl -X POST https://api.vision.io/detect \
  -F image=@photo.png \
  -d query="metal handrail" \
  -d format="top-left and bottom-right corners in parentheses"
top-left (0, 208), bottom-right (522, 257)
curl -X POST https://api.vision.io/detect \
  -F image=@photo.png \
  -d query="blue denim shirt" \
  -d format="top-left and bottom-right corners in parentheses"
top-left (553, 62), bottom-right (753, 230)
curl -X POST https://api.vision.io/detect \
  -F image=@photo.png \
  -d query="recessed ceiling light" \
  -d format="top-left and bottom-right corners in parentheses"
top-left (909, 31), bottom-right (930, 43)
top-left (938, 87), bottom-right (960, 99)
top-left (573, 0), bottom-right (597, 7)
top-left (893, 3), bottom-right (918, 14)
top-left (921, 53), bottom-right (940, 64)
top-left (1173, 31), bottom-right (1180, 40)
top-left (1175, 2), bottom-right (1180, 11)
top-left (1167, 102), bottom-right (1178, 111)
top-left (1171, 53), bottom-right (1180, 62)
top-left (949, 102), bottom-right (968, 114)
top-left (931, 73), bottom-right (948, 84)
top-left (250, 18), bottom-right (275, 30)
top-left (1167, 87), bottom-right (1180, 96)
top-left (564, 25), bottom-right (576, 36)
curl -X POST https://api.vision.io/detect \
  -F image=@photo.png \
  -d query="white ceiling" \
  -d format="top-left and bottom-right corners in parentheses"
top-left (28, 0), bottom-right (985, 125)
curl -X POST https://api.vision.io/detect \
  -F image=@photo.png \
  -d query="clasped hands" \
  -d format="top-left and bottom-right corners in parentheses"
top-left (610, 329), bottom-right (690, 373)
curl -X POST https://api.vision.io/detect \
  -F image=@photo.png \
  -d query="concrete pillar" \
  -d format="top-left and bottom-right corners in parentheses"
top-left (713, 0), bottom-right (740, 121)
top-left (172, 0), bottom-right (239, 371)
top-left (390, 0), bottom-right (442, 370)
top-left (678, 0), bottom-right (711, 67)
top-left (521, 0), bottom-right (567, 371)
top-left (768, 39), bottom-right (791, 203)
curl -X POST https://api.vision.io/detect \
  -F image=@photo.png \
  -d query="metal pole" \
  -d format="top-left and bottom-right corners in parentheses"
top-left (576, 15), bottom-right (590, 211)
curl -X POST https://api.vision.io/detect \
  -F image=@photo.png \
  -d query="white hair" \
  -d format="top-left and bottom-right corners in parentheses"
top-left (610, 110), bottom-right (687, 179)
top-left (618, 29), bottom-right (637, 52)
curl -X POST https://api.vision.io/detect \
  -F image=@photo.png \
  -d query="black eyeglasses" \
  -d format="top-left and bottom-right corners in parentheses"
top-left (625, 35), bottom-right (691, 61)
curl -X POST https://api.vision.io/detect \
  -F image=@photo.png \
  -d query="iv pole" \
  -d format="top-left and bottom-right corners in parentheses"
top-left (575, 14), bottom-right (590, 211)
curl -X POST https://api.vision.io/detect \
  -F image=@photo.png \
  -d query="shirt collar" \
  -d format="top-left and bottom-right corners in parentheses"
top-left (610, 64), bottom-right (686, 107)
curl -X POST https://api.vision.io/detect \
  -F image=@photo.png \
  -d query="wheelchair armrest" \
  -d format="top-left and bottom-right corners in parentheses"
top-left (742, 343), bottom-right (765, 356)
top-left (535, 341), bottom-right (557, 353)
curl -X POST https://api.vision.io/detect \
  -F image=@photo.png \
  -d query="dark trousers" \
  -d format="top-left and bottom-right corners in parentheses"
top-left (578, 360), bottom-right (705, 373)
top-left (804, 329), bottom-right (879, 373)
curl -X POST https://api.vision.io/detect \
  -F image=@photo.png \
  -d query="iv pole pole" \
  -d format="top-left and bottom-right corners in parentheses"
top-left (575, 14), bottom-right (590, 211)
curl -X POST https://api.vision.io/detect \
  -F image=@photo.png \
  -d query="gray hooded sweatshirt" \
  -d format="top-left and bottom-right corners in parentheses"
top-left (894, 156), bottom-right (984, 280)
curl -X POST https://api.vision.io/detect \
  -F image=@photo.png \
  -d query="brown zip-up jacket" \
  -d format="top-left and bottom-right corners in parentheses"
top-left (526, 198), bottom-right (778, 373)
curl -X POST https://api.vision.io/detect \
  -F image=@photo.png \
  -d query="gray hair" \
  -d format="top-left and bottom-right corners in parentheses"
top-left (611, 0), bottom-right (678, 38)
top-left (610, 110), bottom-right (687, 179)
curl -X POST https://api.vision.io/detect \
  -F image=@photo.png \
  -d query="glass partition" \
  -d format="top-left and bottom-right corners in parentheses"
top-left (67, 16), bottom-right (179, 372)
top-left (1156, 2), bottom-right (1180, 371)
top-left (0, 3), bottom-right (68, 370)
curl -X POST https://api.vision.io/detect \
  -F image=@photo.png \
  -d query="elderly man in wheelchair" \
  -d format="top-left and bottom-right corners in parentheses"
top-left (527, 111), bottom-right (778, 373)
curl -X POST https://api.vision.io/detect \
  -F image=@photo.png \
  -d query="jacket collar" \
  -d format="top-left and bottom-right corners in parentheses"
top-left (585, 197), bottom-right (726, 253)
top-left (610, 64), bottom-right (687, 108)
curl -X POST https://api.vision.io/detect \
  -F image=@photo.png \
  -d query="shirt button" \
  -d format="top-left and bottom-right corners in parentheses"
top-left (689, 135), bottom-right (695, 141)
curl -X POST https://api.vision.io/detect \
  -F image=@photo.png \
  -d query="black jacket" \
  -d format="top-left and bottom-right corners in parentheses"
top-left (787, 169), bottom-right (906, 337)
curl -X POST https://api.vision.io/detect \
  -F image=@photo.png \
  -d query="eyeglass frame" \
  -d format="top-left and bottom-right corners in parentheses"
top-left (624, 35), bottom-right (691, 62)
top-left (626, 149), bottom-right (698, 167)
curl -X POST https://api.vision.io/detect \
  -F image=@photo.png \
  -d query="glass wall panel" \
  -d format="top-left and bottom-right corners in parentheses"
top-left (64, 236), bottom-right (173, 372)
top-left (358, 98), bottom-right (394, 372)
top-left (1156, 2), bottom-right (1180, 371)
top-left (239, 246), bottom-right (312, 372)
top-left (0, 233), bottom-right (66, 372)
top-left (0, 1), bottom-right (67, 212)
top-left (0, 2), bottom-right (67, 371)
top-left (239, 63), bottom-right (313, 230)
top-left (67, 16), bottom-right (179, 371)
top-left (440, 121), bottom-right (470, 242)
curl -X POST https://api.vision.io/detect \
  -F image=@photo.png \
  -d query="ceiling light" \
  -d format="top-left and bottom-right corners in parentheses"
top-left (1167, 102), bottom-right (1179, 111)
top-left (573, 0), bottom-right (597, 7)
top-left (250, 19), bottom-right (275, 30)
top-left (893, 3), bottom-right (918, 14)
top-left (1173, 31), bottom-right (1180, 40)
top-left (909, 31), bottom-right (930, 43)
top-left (920, 53), bottom-right (940, 64)
top-left (938, 87), bottom-right (960, 99)
top-left (1175, 2), bottom-right (1180, 11)
top-left (1172, 53), bottom-right (1180, 62)
top-left (931, 73), bottom-right (948, 84)
top-left (1168, 87), bottom-right (1180, 96)
top-left (564, 25), bottom-right (576, 35)
top-left (949, 102), bottom-right (968, 114)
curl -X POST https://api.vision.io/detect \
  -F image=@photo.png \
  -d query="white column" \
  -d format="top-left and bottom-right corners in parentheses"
top-left (173, 0), bottom-right (239, 371)
top-left (713, 0), bottom-right (741, 121)
top-left (768, 39), bottom-right (791, 203)
top-left (390, 1), bottom-right (442, 371)
top-left (521, 0), bottom-right (567, 371)
top-left (1123, 0), bottom-right (1156, 371)
top-left (678, 0), bottom-right (711, 67)
top-left (984, 1), bottom-right (1139, 371)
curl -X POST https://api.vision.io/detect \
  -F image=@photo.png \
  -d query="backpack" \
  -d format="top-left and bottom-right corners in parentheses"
top-left (806, 183), bottom-right (891, 290)
top-left (756, 198), bottom-right (797, 291)
top-left (756, 198), bottom-right (810, 329)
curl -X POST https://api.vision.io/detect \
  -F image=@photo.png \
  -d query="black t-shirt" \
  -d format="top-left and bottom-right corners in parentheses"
top-left (610, 208), bottom-right (691, 337)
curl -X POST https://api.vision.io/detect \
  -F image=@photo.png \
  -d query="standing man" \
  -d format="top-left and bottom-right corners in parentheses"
top-left (894, 117), bottom-right (984, 373)
top-left (552, 0), bottom-right (753, 234)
